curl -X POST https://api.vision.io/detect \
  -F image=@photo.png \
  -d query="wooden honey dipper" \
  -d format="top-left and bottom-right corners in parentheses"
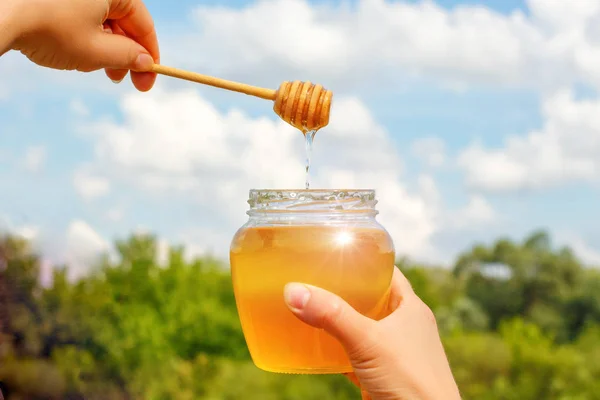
top-left (151, 64), bottom-right (333, 132)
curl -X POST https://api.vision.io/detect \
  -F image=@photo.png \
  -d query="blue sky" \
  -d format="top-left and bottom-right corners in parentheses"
top-left (3, 0), bottom-right (600, 278)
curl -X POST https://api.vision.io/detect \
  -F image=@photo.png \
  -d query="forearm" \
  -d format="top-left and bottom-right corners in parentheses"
top-left (0, 0), bottom-right (26, 56)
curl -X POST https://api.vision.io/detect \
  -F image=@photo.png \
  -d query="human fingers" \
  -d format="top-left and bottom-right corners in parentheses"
top-left (87, 30), bottom-right (154, 73)
top-left (283, 283), bottom-right (376, 354)
top-left (104, 21), bottom-right (130, 83)
top-left (107, 0), bottom-right (159, 91)
top-left (107, 0), bottom-right (159, 61)
top-left (385, 266), bottom-right (416, 313)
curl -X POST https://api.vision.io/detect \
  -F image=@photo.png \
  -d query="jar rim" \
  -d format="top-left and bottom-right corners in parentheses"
top-left (249, 188), bottom-right (375, 194)
top-left (247, 189), bottom-right (378, 214)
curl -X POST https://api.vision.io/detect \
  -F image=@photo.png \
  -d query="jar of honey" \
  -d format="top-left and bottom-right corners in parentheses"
top-left (229, 189), bottom-right (395, 374)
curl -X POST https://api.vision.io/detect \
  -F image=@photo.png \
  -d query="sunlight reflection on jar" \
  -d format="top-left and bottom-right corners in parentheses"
top-left (335, 230), bottom-right (354, 246)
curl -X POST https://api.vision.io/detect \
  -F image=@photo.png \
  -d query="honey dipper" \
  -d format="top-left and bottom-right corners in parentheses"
top-left (151, 64), bottom-right (333, 131)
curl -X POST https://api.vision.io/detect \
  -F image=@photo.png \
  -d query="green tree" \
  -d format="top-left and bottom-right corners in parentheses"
top-left (453, 230), bottom-right (590, 340)
top-left (2, 229), bottom-right (600, 399)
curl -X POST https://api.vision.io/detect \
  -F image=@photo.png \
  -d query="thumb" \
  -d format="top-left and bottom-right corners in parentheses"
top-left (284, 283), bottom-right (375, 353)
top-left (88, 31), bottom-right (155, 72)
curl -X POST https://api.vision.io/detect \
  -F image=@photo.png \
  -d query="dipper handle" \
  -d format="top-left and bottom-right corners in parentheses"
top-left (151, 64), bottom-right (277, 100)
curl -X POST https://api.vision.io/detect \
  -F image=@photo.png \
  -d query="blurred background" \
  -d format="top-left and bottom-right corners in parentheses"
top-left (1, 0), bottom-right (600, 398)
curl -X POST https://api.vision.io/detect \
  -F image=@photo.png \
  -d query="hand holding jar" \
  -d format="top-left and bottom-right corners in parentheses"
top-left (230, 189), bottom-right (461, 399)
top-left (284, 267), bottom-right (462, 400)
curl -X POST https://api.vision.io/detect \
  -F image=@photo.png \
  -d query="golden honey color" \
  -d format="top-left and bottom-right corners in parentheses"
top-left (230, 224), bottom-right (395, 374)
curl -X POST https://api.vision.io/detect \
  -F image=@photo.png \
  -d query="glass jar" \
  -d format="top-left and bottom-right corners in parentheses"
top-left (229, 189), bottom-right (395, 374)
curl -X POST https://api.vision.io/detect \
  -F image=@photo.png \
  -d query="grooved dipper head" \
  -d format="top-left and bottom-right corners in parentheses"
top-left (273, 81), bottom-right (333, 132)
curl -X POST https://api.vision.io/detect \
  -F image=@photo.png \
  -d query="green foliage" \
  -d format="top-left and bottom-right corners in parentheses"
top-left (452, 231), bottom-right (590, 340)
top-left (1, 230), bottom-right (599, 399)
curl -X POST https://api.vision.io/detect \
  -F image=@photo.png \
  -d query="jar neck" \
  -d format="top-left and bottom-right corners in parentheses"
top-left (246, 189), bottom-right (379, 217)
top-left (247, 209), bottom-right (378, 223)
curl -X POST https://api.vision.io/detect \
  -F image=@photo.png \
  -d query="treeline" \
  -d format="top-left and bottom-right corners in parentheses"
top-left (0, 230), bottom-right (599, 399)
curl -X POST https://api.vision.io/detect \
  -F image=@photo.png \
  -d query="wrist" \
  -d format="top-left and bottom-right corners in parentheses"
top-left (0, 0), bottom-right (45, 53)
top-left (0, 0), bottom-right (23, 53)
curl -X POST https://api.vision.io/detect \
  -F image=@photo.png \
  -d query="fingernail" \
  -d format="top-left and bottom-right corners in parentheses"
top-left (111, 78), bottom-right (123, 84)
top-left (284, 283), bottom-right (311, 311)
top-left (134, 53), bottom-right (154, 71)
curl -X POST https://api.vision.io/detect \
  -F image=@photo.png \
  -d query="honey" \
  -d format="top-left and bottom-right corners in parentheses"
top-left (230, 224), bottom-right (394, 374)
top-left (304, 130), bottom-right (316, 189)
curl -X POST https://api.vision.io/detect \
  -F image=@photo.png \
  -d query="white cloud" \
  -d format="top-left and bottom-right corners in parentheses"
top-left (2, 0), bottom-right (600, 96)
top-left (446, 195), bottom-right (496, 230)
top-left (75, 85), bottom-right (496, 261)
top-left (170, 227), bottom-right (234, 262)
top-left (527, 0), bottom-right (600, 30)
top-left (6, 0), bottom-right (600, 269)
top-left (156, 238), bottom-right (170, 267)
top-left (23, 146), bottom-right (46, 173)
top-left (556, 232), bottom-right (600, 266)
top-left (154, 231), bottom-right (229, 268)
top-left (458, 89), bottom-right (600, 192)
top-left (0, 223), bottom-right (39, 243)
top-left (106, 207), bottom-right (124, 222)
top-left (411, 137), bottom-right (446, 168)
top-left (0, 49), bottom-right (141, 102)
top-left (0, 215), bottom-right (40, 242)
top-left (0, 52), bottom-right (24, 99)
top-left (160, 0), bottom-right (600, 92)
top-left (65, 220), bottom-right (111, 279)
top-left (69, 99), bottom-right (90, 116)
top-left (14, 225), bottom-right (40, 241)
top-left (73, 169), bottom-right (111, 200)
top-left (0, 84), bottom-right (8, 101)
top-left (6, 0), bottom-right (600, 97)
